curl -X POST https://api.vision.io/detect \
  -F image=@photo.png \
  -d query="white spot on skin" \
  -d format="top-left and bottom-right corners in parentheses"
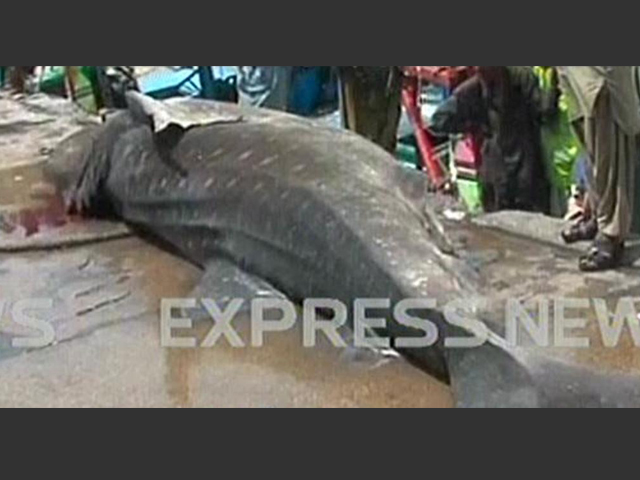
top-left (205, 178), bottom-right (214, 188)
top-left (239, 150), bottom-right (253, 161)
top-left (411, 278), bottom-right (427, 288)
top-left (208, 148), bottom-right (225, 159)
top-left (226, 178), bottom-right (239, 189)
top-left (292, 164), bottom-right (305, 173)
top-left (259, 156), bottom-right (278, 167)
top-left (160, 178), bottom-right (168, 188)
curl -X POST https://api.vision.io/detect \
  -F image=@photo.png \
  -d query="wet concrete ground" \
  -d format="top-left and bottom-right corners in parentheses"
top-left (448, 212), bottom-right (640, 377)
top-left (0, 92), bottom-right (97, 169)
top-left (0, 238), bottom-right (453, 408)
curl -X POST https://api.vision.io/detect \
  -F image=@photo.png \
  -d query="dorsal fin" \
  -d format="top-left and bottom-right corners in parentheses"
top-left (125, 91), bottom-right (242, 134)
top-left (125, 91), bottom-right (155, 122)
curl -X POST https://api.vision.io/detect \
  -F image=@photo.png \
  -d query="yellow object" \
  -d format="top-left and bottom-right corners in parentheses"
top-left (533, 66), bottom-right (582, 192)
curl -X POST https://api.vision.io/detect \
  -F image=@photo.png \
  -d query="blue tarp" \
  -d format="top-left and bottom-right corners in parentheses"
top-left (138, 67), bottom-right (237, 98)
top-left (139, 66), bottom-right (330, 116)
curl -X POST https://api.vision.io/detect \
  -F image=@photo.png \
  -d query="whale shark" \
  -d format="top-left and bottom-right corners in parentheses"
top-left (44, 93), bottom-right (640, 408)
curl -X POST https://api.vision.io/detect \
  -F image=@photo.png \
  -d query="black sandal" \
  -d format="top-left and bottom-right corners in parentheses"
top-left (579, 236), bottom-right (624, 272)
top-left (562, 218), bottom-right (598, 244)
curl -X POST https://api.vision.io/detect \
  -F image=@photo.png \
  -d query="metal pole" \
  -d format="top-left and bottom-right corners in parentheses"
top-left (198, 66), bottom-right (216, 99)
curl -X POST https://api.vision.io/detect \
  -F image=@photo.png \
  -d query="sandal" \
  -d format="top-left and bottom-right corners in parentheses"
top-left (562, 218), bottom-right (598, 244)
top-left (579, 236), bottom-right (624, 272)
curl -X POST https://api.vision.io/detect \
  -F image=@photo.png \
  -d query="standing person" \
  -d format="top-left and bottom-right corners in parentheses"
top-left (431, 66), bottom-right (558, 213)
top-left (237, 66), bottom-right (294, 111)
top-left (558, 67), bottom-right (640, 271)
top-left (338, 66), bottom-right (403, 153)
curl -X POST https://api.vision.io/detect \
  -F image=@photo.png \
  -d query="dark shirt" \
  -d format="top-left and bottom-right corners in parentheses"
top-left (432, 67), bottom-right (558, 213)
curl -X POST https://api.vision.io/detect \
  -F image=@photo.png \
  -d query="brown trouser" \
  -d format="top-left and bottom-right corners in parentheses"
top-left (579, 89), bottom-right (636, 240)
top-left (339, 67), bottom-right (402, 153)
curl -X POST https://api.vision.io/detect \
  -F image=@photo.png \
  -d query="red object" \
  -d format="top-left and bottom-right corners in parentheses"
top-left (401, 66), bottom-right (477, 188)
top-left (0, 193), bottom-right (67, 238)
top-left (403, 66), bottom-right (476, 90)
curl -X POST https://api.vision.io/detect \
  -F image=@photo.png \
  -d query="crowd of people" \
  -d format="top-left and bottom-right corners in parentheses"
top-left (337, 66), bottom-right (640, 273)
